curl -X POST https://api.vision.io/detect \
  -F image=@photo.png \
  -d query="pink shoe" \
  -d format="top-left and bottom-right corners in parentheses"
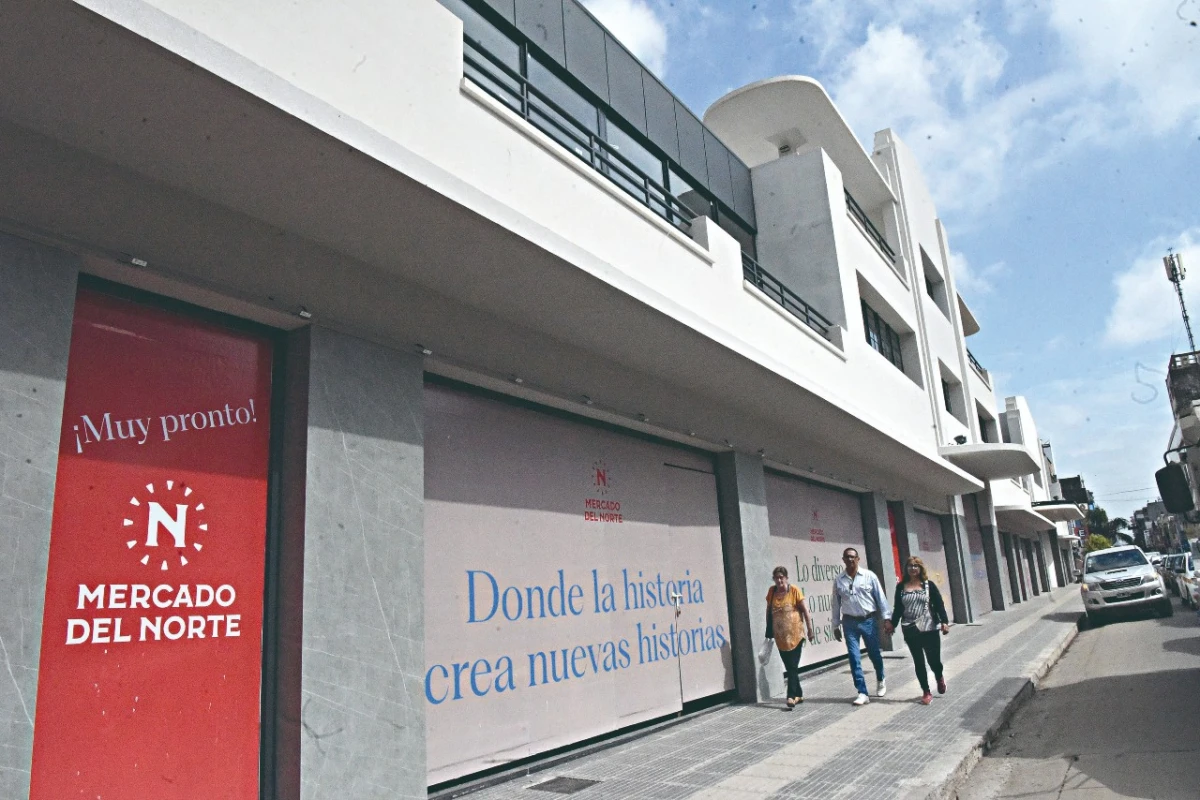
top-left (920, 692), bottom-right (933, 705)
top-left (936, 677), bottom-right (947, 695)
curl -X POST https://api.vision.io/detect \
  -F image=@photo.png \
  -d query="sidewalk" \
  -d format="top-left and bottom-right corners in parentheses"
top-left (445, 588), bottom-right (1084, 800)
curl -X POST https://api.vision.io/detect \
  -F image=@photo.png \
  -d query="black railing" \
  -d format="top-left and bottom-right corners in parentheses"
top-left (967, 349), bottom-right (989, 383)
top-left (742, 254), bottom-right (832, 339)
top-left (463, 38), bottom-right (696, 232)
top-left (844, 190), bottom-right (896, 263)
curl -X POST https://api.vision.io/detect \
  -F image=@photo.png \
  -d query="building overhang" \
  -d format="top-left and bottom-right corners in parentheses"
top-left (1031, 501), bottom-right (1085, 523)
top-left (703, 76), bottom-right (896, 210)
top-left (937, 443), bottom-right (1040, 480)
top-left (958, 294), bottom-right (981, 336)
top-left (995, 505), bottom-right (1055, 535)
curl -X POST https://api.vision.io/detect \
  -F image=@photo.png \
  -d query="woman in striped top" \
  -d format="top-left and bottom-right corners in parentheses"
top-left (884, 556), bottom-right (950, 705)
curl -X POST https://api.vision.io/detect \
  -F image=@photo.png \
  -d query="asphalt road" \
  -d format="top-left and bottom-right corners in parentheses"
top-left (957, 594), bottom-right (1200, 800)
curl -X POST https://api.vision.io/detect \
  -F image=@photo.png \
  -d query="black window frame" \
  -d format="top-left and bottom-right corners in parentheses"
top-left (861, 299), bottom-right (904, 372)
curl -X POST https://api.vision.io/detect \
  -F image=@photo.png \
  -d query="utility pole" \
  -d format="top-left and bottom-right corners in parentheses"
top-left (1165, 250), bottom-right (1195, 352)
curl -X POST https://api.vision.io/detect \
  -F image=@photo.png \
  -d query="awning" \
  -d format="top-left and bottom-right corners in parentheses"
top-left (938, 443), bottom-right (1040, 480)
top-left (995, 505), bottom-right (1055, 534)
top-left (1031, 501), bottom-right (1085, 523)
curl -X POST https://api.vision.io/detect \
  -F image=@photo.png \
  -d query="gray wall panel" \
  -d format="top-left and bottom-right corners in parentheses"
top-left (0, 233), bottom-right (78, 799)
top-left (300, 327), bottom-right (425, 800)
top-left (675, 103), bottom-right (709, 185)
top-left (731, 158), bottom-right (756, 226)
top-left (562, 1), bottom-right (608, 103)
top-left (643, 75), bottom-right (680, 163)
top-left (515, 0), bottom-right (565, 65)
top-left (605, 34), bottom-right (647, 134)
top-left (703, 130), bottom-right (734, 209)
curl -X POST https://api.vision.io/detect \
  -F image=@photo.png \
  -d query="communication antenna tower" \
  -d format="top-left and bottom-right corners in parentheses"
top-left (1165, 250), bottom-right (1196, 352)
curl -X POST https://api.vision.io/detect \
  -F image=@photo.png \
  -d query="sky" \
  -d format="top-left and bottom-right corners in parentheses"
top-left (583, 0), bottom-right (1200, 520)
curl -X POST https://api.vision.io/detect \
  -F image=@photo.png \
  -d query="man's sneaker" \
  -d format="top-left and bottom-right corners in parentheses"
top-left (876, 678), bottom-right (887, 697)
top-left (920, 692), bottom-right (933, 705)
top-left (936, 677), bottom-right (947, 695)
top-left (852, 693), bottom-right (870, 706)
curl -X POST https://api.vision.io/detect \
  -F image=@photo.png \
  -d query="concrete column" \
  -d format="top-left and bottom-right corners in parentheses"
top-left (1009, 535), bottom-right (1028, 601)
top-left (940, 498), bottom-right (973, 624)
top-left (715, 451), bottom-right (776, 702)
top-left (0, 234), bottom-right (79, 798)
top-left (1036, 532), bottom-right (1055, 592)
top-left (860, 492), bottom-right (899, 650)
top-left (1026, 539), bottom-right (1042, 596)
top-left (1048, 532), bottom-right (1067, 588)
top-left (975, 488), bottom-right (1009, 611)
top-left (888, 500), bottom-right (919, 569)
top-left (299, 327), bottom-right (425, 800)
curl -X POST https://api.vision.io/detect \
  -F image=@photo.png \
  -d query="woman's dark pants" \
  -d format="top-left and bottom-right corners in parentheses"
top-left (901, 625), bottom-right (943, 693)
top-left (779, 642), bottom-right (804, 698)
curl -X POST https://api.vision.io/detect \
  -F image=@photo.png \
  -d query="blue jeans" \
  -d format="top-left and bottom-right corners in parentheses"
top-left (843, 616), bottom-right (884, 695)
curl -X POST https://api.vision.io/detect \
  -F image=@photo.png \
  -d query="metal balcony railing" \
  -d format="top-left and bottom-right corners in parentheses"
top-left (967, 349), bottom-right (990, 384)
top-left (742, 253), bottom-right (832, 339)
top-left (844, 190), bottom-right (896, 263)
top-left (463, 37), bottom-right (696, 232)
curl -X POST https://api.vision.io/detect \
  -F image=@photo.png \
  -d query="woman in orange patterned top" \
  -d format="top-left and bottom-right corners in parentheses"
top-left (766, 565), bottom-right (816, 709)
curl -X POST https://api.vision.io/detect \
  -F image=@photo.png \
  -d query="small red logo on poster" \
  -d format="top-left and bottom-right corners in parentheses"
top-left (591, 459), bottom-right (612, 496)
top-left (809, 509), bottom-right (825, 542)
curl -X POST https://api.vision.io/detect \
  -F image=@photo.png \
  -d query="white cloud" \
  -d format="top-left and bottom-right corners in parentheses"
top-left (1046, 0), bottom-right (1200, 134)
top-left (788, 0), bottom-right (1200, 217)
top-left (1104, 229), bottom-right (1200, 347)
top-left (949, 251), bottom-right (1007, 296)
top-left (581, 0), bottom-right (668, 75)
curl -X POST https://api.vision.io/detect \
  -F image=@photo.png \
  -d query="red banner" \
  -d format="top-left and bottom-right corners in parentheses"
top-left (30, 288), bottom-right (274, 799)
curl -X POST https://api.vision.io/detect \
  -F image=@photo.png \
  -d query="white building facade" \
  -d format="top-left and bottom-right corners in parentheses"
top-left (0, 1), bottom-right (1073, 797)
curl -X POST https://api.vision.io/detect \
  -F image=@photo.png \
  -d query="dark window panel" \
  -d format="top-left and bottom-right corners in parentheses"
top-left (605, 34), bottom-right (647, 134)
top-left (562, 1), bottom-right (608, 102)
top-left (669, 168), bottom-right (711, 219)
top-left (703, 130), bottom-right (734, 208)
top-left (515, 0), bottom-right (565, 65)
top-left (675, 102), bottom-right (708, 184)
top-left (642, 75), bottom-right (679, 162)
top-left (729, 157), bottom-right (756, 228)
top-left (527, 56), bottom-right (598, 160)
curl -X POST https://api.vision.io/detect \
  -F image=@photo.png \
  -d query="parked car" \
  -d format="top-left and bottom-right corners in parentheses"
top-left (1080, 545), bottom-right (1172, 625)
top-left (1176, 552), bottom-right (1198, 609)
top-left (1162, 553), bottom-right (1184, 596)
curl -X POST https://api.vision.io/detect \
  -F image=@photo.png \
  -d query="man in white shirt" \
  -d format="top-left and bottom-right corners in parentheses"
top-left (831, 547), bottom-right (891, 706)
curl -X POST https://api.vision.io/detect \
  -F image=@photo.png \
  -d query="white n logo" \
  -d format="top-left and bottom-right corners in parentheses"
top-left (146, 502), bottom-right (188, 548)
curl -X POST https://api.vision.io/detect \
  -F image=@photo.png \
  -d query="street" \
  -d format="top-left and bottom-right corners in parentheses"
top-left (958, 596), bottom-right (1200, 800)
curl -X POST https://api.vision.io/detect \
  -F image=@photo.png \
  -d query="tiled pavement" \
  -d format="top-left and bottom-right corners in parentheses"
top-left (447, 589), bottom-right (1083, 800)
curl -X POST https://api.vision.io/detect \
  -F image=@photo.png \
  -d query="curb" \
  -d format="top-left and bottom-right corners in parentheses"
top-left (921, 608), bottom-right (1083, 800)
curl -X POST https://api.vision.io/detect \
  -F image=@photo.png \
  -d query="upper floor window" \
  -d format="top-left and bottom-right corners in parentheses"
top-left (862, 300), bottom-right (903, 371)
top-left (920, 247), bottom-right (951, 320)
top-left (941, 379), bottom-right (954, 414)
